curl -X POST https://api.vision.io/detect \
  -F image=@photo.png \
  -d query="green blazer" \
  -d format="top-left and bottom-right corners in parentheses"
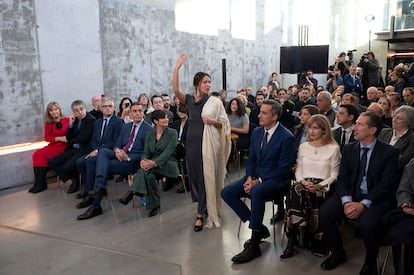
top-left (142, 127), bottom-right (179, 178)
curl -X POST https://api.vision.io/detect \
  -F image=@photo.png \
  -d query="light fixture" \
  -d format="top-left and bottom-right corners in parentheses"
top-left (365, 14), bottom-right (375, 51)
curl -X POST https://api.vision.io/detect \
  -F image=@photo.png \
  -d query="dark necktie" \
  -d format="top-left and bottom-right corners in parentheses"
top-left (340, 129), bottom-right (346, 149)
top-left (101, 119), bottom-right (108, 138)
top-left (355, 147), bottom-right (369, 198)
top-left (123, 124), bottom-right (137, 152)
top-left (261, 131), bottom-right (269, 153)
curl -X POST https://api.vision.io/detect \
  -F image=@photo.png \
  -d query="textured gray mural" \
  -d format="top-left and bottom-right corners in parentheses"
top-left (99, 0), bottom-right (280, 102)
top-left (0, 0), bottom-right (42, 146)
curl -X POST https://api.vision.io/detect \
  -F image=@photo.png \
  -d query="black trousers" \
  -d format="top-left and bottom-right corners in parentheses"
top-left (319, 194), bottom-right (389, 264)
top-left (48, 148), bottom-right (84, 182)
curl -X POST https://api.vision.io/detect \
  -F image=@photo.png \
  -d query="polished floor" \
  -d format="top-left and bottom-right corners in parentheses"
top-left (0, 164), bottom-right (393, 275)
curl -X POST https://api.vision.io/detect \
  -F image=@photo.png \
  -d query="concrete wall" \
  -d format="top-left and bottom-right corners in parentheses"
top-left (0, 0), bottom-right (42, 147)
top-left (0, 0), bottom-right (390, 189)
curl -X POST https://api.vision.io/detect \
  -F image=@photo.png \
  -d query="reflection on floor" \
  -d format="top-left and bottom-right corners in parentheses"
top-left (0, 164), bottom-right (393, 275)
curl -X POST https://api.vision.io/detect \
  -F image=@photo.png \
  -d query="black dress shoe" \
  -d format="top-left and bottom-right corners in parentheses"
top-left (148, 206), bottom-right (160, 217)
top-left (320, 250), bottom-right (347, 270)
top-left (244, 226), bottom-right (271, 248)
top-left (77, 206), bottom-right (102, 220)
top-left (359, 262), bottom-right (378, 275)
top-left (76, 196), bottom-right (93, 209)
top-left (231, 244), bottom-right (261, 264)
top-left (66, 181), bottom-right (79, 194)
top-left (28, 186), bottom-right (34, 193)
top-left (119, 191), bottom-right (134, 205)
top-left (76, 192), bottom-right (88, 199)
top-left (88, 187), bottom-right (107, 197)
top-left (115, 175), bottom-right (125, 182)
top-left (270, 208), bottom-right (285, 224)
top-left (31, 185), bottom-right (47, 194)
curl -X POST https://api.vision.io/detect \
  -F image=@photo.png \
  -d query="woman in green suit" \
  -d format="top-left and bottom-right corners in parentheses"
top-left (119, 110), bottom-right (179, 217)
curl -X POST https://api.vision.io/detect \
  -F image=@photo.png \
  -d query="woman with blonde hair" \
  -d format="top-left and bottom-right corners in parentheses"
top-left (30, 102), bottom-right (70, 193)
top-left (281, 114), bottom-right (341, 258)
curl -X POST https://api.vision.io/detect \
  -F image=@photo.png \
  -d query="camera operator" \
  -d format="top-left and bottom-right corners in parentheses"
top-left (334, 52), bottom-right (351, 76)
top-left (326, 66), bottom-right (344, 94)
top-left (357, 51), bottom-right (380, 99)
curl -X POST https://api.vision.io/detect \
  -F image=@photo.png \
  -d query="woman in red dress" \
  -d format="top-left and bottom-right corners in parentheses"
top-left (30, 102), bottom-right (70, 193)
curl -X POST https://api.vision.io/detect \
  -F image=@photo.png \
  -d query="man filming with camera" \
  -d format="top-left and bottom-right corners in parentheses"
top-left (358, 51), bottom-right (380, 99)
top-left (334, 52), bottom-right (351, 76)
top-left (326, 66), bottom-right (344, 94)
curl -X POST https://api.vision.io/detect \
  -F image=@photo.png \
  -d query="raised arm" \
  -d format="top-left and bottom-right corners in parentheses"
top-left (172, 54), bottom-right (188, 106)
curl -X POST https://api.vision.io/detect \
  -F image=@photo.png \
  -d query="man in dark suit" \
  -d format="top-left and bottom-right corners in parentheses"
top-left (77, 103), bottom-right (152, 220)
top-left (319, 112), bottom-right (399, 275)
top-left (49, 100), bottom-right (96, 193)
top-left (75, 97), bottom-right (124, 207)
top-left (343, 66), bottom-right (362, 96)
top-left (333, 104), bottom-right (358, 152)
top-left (221, 100), bottom-right (297, 264)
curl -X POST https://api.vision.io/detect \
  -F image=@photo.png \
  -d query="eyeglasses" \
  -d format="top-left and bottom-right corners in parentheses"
top-left (101, 105), bottom-right (113, 108)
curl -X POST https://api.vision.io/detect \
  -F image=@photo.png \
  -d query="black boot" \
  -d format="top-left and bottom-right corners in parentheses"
top-left (298, 227), bottom-right (309, 248)
top-left (31, 167), bottom-right (48, 193)
top-left (280, 238), bottom-right (297, 259)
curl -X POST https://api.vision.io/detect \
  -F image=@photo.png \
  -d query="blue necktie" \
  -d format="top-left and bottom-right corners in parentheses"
top-left (355, 147), bottom-right (369, 198)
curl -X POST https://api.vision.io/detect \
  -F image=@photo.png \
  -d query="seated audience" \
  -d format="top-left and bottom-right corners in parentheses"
top-left (343, 66), bottom-right (362, 96)
top-left (119, 110), bottom-right (179, 217)
top-left (333, 104), bottom-right (358, 151)
top-left (30, 102), bottom-right (70, 193)
top-left (377, 96), bottom-right (392, 127)
top-left (221, 100), bottom-right (296, 264)
top-left (317, 91), bottom-right (336, 127)
top-left (117, 97), bottom-right (133, 123)
top-left (319, 112), bottom-right (399, 274)
top-left (361, 86), bottom-right (378, 107)
top-left (281, 115), bottom-right (340, 259)
top-left (75, 97), bottom-right (124, 208)
top-left (249, 92), bottom-right (265, 127)
top-left (378, 105), bottom-right (414, 179)
top-left (226, 98), bottom-right (249, 135)
top-left (48, 100), bottom-right (96, 194)
top-left (137, 93), bottom-right (151, 114)
top-left (89, 95), bottom-right (103, 119)
top-left (385, 158), bottom-right (414, 275)
top-left (402, 87), bottom-right (414, 107)
top-left (173, 105), bottom-right (189, 193)
top-left (294, 87), bottom-right (315, 112)
top-left (293, 105), bottom-right (319, 149)
top-left (387, 92), bottom-right (402, 115)
top-left (76, 103), bottom-right (152, 220)
top-left (275, 88), bottom-right (295, 132)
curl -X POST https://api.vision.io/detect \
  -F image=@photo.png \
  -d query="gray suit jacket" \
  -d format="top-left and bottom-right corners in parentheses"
top-left (378, 128), bottom-right (414, 172)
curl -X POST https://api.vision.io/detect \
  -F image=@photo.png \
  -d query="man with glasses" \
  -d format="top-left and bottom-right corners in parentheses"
top-left (75, 97), bottom-right (124, 208)
top-left (49, 100), bottom-right (96, 193)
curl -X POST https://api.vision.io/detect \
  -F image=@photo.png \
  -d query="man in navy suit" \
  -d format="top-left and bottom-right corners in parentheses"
top-left (49, 100), bottom-right (95, 193)
top-left (333, 104), bottom-right (358, 152)
top-left (77, 103), bottom-right (152, 220)
top-left (75, 97), bottom-right (124, 208)
top-left (319, 112), bottom-right (399, 275)
top-left (221, 100), bottom-right (297, 264)
top-left (343, 66), bottom-right (362, 96)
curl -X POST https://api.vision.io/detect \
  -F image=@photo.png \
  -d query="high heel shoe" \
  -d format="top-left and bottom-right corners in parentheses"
top-left (194, 216), bottom-right (203, 232)
top-left (119, 191), bottom-right (134, 205)
top-left (148, 206), bottom-right (160, 217)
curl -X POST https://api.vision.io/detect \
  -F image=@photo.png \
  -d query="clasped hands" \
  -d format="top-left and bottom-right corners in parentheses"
top-left (114, 149), bottom-right (129, 161)
top-left (344, 202), bottom-right (365, 220)
top-left (300, 180), bottom-right (321, 193)
top-left (401, 203), bottom-right (414, 215)
top-left (140, 158), bottom-right (156, 171)
top-left (243, 177), bottom-right (259, 195)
